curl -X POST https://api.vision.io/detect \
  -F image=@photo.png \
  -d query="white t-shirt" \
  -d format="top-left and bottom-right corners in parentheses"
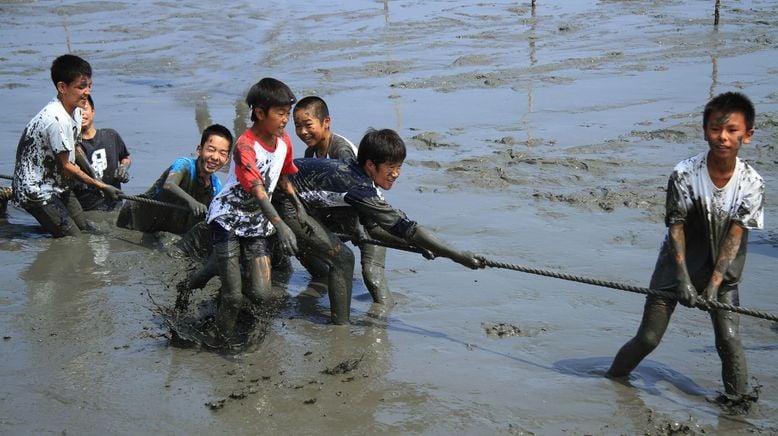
top-left (207, 131), bottom-right (294, 237)
top-left (650, 151), bottom-right (764, 289)
top-left (12, 98), bottom-right (82, 205)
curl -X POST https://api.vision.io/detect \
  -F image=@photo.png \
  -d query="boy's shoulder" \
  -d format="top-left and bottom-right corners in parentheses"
top-left (28, 98), bottom-right (68, 126)
top-left (672, 151), bottom-right (707, 175)
top-left (330, 132), bottom-right (357, 158)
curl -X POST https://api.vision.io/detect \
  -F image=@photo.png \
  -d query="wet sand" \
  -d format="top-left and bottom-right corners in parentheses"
top-left (1, 1), bottom-right (778, 434)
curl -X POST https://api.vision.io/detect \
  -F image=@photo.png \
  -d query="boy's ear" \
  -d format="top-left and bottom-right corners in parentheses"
top-left (55, 81), bottom-right (67, 95)
top-left (195, 144), bottom-right (203, 157)
top-left (743, 128), bottom-right (755, 144)
top-left (323, 115), bottom-right (331, 129)
top-left (254, 106), bottom-right (266, 121)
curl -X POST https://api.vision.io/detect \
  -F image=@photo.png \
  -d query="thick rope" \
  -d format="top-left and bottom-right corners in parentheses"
top-left (476, 256), bottom-right (778, 322)
top-left (118, 194), bottom-right (190, 211)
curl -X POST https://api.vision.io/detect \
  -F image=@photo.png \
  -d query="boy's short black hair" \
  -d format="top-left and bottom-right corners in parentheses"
top-left (704, 91), bottom-right (756, 131)
top-left (51, 54), bottom-right (92, 86)
top-left (357, 128), bottom-right (406, 167)
top-left (200, 124), bottom-right (234, 153)
top-left (246, 77), bottom-right (296, 122)
top-left (294, 96), bottom-right (330, 122)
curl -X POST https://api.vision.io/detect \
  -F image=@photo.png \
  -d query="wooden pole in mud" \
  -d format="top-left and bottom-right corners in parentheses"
top-left (714, 0), bottom-right (721, 25)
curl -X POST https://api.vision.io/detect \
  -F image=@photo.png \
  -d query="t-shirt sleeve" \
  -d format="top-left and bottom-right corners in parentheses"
top-left (234, 138), bottom-right (263, 192)
top-left (46, 115), bottom-right (75, 155)
top-left (281, 132), bottom-right (298, 176)
top-left (734, 171), bottom-right (765, 230)
top-left (168, 157), bottom-right (191, 176)
top-left (113, 130), bottom-right (130, 159)
top-left (664, 170), bottom-right (692, 227)
top-left (345, 185), bottom-right (417, 239)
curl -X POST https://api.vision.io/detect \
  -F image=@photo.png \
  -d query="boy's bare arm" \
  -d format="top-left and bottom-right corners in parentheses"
top-left (702, 223), bottom-right (745, 302)
top-left (251, 180), bottom-right (298, 255)
top-left (669, 222), bottom-right (698, 307)
top-left (57, 151), bottom-right (121, 200)
top-left (163, 171), bottom-right (206, 216)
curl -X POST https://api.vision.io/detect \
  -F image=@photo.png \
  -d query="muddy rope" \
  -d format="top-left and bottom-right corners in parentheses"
top-left (345, 233), bottom-right (778, 323)
top-left (475, 256), bottom-right (778, 322)
top-left (117, 194), bottom-right (189, 211)
top-left (0, 174), bottom-right (189, 211)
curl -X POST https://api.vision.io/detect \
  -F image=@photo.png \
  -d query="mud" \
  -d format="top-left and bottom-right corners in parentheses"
top-left (1, 0), bottom-right (778, 434)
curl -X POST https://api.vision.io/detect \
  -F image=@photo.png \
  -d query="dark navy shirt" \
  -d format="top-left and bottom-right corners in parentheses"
top-left (289, 158), bottom-right (417, 240)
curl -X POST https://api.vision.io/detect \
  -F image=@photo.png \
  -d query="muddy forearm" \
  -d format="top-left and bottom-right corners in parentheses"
top-left (59, 152), bottom-right (106, 190)
top-left (669, 223), bottom-right (691, 283)
top-left (709, 224), bottom-right (745, 289)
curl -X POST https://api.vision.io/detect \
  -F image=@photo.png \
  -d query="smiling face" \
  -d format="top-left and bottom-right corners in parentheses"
top-left (81, 99), bottom-right (94, 130)
top-left (196, 134), bottom-right (231, 175)
top-left (704, 110), bottom-right (753, 162)
top-left (57, 74), bottom-right (92, 114)
top-left (254, 105), bottom-right (292, 144)
top-left (293, 108), bottom-right (330, 149)
top-left (365, 159), bottom-right (403, 190)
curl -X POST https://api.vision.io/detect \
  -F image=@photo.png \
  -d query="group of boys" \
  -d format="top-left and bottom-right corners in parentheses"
top-left (7, 53), bottom-right (765, 403)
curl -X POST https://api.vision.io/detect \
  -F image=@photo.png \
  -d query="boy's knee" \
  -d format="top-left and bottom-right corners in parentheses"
top-left (634, 331), bottom-right (662, 351)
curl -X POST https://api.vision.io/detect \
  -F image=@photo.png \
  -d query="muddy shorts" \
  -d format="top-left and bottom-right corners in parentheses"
top-left (23, 191), bottom-right (86, 237)
top-left (210, 221), bottom-right (270, 258)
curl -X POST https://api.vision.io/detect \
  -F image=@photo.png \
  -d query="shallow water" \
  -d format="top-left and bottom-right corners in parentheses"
top-left (1, 0), bottom-right (778, 434)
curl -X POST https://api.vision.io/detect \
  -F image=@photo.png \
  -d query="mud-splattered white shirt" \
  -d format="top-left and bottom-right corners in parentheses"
top-left (12, 98), bottom-right (82, 206)
top-left (650, 151), bottom-right (764, 290)
top-left (207, 129), bottom-right (297, 237)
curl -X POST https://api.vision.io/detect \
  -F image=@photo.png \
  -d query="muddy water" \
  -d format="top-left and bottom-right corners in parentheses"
top-left (1, 0), bottom-right (778, 434)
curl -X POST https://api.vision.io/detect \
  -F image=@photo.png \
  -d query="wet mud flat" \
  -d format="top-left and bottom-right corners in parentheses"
top-left (2, 0), bottom-right (778, 434)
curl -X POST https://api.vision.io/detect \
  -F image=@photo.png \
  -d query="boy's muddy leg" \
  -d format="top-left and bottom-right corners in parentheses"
top-left (63, 190), bottom-right (89, 231)
top-left (25, 198), bottom-right (82, 238)
top-left (243, 254), bottom-right (274, 303)
top-left (187, 253), bottom-right (219, 290)
top-left (712, 287), bottom-right (749, 396)
top-left (214, 237), bottom-right (243, 338)
top-left (328, 240), bottom-right (355, 325)
top-left (281, 204), bottom-right (355, 324)
top-left (607, 297), bottom-right (674, 377)
top-left (299, 254), bottom-right (330, 281)
top-left (360, 243), bottom-right (393, 305)
top-left (175, 254), bottom-right (219, 311)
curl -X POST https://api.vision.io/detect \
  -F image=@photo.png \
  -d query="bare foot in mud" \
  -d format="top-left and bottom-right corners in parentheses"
top-left (707, 387), bottom-right (760, 415)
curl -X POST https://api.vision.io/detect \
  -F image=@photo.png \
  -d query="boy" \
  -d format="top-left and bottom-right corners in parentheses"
top-left (294, 96), bottom-right (358, 159)
top-left (204, 77), bottom-right (299, 343)
top-left (293, 96), bottom-right (392, 304)
top-left (607, 92), bottom-right (764, 402)
top-left (277, 128), bottom-right (483, 325)
top-left (116, 123), bottom-right (232, 235)
top-left (12, 54), bottom-right (122, 238)
top-left (74, 95), bottom-right (132, 211)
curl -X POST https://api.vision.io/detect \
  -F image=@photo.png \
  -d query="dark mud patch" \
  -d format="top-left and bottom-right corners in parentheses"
top-left (482, 322), bottom-right (547, 338)
top-left (410, 132), bottom-right (460, 150)
top-left (322, 354), bottom-right (365, 375)
top-left (532, 184), bottom-right (665, 214)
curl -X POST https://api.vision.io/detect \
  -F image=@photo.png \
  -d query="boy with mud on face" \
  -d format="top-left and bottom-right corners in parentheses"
top-left (276, 128), bottom-right (483, 325)
top-left (204, 78), bottom-right (299, 343)
top-left (116, 124), bottom-right (233, 235)
top-left (12, 54), bottom-right (123, 237)
top-left (292, 96), bottom-right (394, 306)
top-left (607, 92), bottom-right (764, 405)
